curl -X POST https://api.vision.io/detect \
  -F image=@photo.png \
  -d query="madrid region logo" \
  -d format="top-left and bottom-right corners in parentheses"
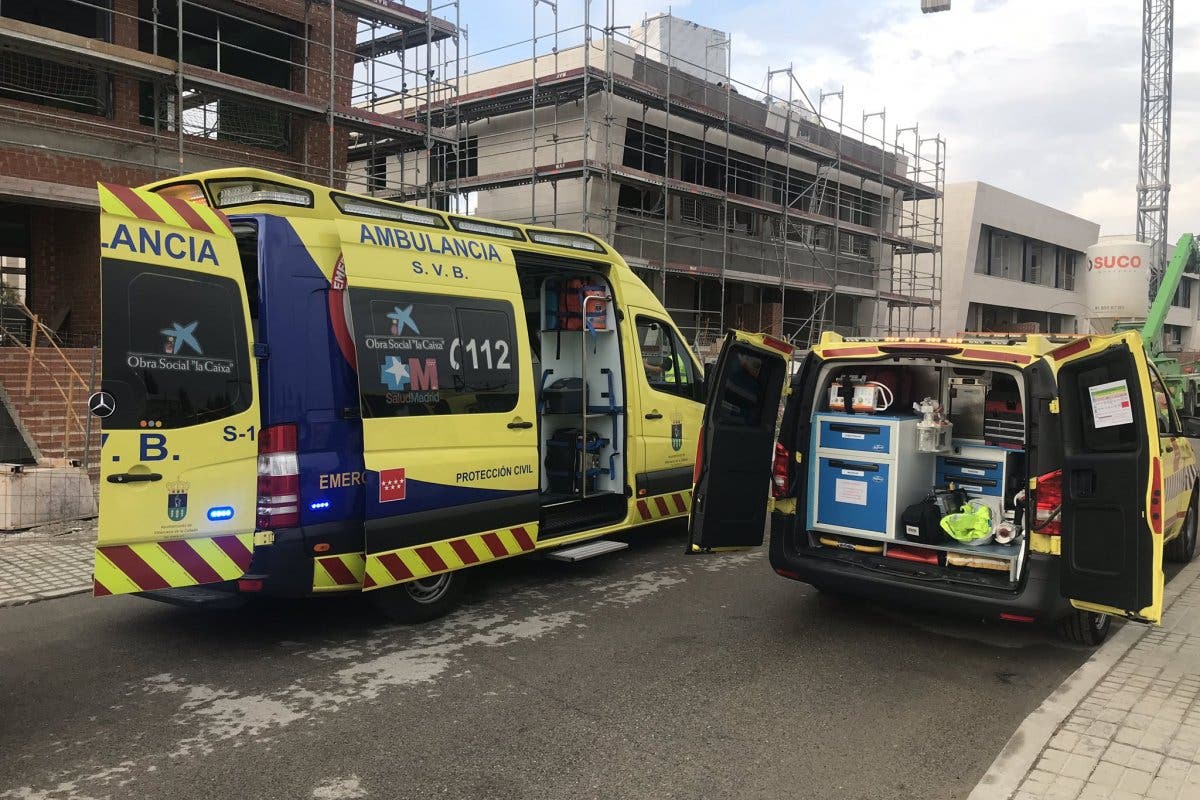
top-left (166, 480), bottom-right (189, 522)
top-left (162, 321), bottom-right (202, 355)
top-left (387, 305), bottom-right (419, 336)
top-left (381, 356), bottom-right (412, 391)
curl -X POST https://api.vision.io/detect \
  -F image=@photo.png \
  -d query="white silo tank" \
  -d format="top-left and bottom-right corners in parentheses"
top-left (1084, 238), bottom-right (1152, 331)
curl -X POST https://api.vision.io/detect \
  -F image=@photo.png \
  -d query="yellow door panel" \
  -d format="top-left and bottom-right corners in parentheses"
top-left (335, 218), bottom-right (540, 590)
top-left (1052, 331), bottom-right (1164, 624)
top-left (95, 183), bottom-right (260, 595)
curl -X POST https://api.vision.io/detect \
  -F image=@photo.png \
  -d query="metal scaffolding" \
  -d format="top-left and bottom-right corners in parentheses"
top-left (351, 3), bottom-right (943, 355)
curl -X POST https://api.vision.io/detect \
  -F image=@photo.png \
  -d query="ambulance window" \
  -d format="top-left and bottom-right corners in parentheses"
top-left (1148, 369), bottom-right (1179, 435)
top-left (348, 288), bottom-right (520, 418)
top-left (716, 349), bottom-right (770, 427)
top-left (637, 316), bottom-right (700, 401)
top-left (101, 260), bottom-right (252, 429)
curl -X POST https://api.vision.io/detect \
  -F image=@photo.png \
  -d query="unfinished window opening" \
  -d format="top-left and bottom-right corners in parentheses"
top-left (136, 1), bottom-right (295, 149)
top-left (0, 0), bottom-right (113, 116)
top-left (679, 197), bottom-right (720, 230)
top-left (367, 154), bottom-right (388, 191)
top-left (430, 136), bottom-right (478, 183)
top-left (621, 120), bottom-right (666, 174)
top-left (617, 184), bottom-right (665, 217)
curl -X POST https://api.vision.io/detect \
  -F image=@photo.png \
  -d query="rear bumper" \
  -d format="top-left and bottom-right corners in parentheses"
top-left (768, 514), bottom-right (1075, 623)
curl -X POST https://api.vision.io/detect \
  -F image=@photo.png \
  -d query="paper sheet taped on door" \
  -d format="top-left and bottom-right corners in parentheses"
top-left (1088, 379), bottom-right (1134, 429)
top-left (835, 478), bottom-right (868, 506)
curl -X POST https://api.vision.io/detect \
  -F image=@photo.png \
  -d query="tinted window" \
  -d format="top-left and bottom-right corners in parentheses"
top-left (636, 316), bottom-right (700, 401)
top-left (348, 288), bottom-right (520, 418)
top-left (1148, 368), bottom-right (1178, 435)
top-left (101, 260), bottom-right (252, 429)
top-left (716, 348), bottom-right (769, 427)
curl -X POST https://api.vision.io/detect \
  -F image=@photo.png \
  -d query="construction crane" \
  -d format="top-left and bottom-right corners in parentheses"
top-left (1138, 0), bottom-right (1175, 295)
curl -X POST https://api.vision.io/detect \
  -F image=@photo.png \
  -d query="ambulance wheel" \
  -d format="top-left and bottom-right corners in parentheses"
top-left (1166, 487), bottom-right (1198, 564)
top-left (1058, 610), bottom-right (1111, 647)
top-left (371, 571), bottom-right (466, 623)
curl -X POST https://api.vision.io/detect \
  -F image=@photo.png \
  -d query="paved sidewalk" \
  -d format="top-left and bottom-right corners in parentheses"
top-left (971, 557), bottom-right (1200, 800)
top-left (0, 519), bottom-right (96, 607)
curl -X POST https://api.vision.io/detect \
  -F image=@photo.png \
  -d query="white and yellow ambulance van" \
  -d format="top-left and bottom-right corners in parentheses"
top-left (92, 169), bottom-right (704, 621)
top-left (690, 330), bottom-right (1198, 645)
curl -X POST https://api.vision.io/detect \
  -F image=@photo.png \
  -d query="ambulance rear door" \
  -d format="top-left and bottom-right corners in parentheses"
top-left (687, 331), bottom-right (792, 552)
top-left (335, 219), bottom-right (540, 591)
top-left (1053, 332), bottom-right (1165, 624)
top-left (94, 183), bottom-right (260, 595)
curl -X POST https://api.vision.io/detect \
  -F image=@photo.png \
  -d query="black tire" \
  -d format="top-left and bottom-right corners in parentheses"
top-left (369, 570), bottom-right (466, 623)
top-left (1058, 609), bottom-right (1112, 647)
top-left (1166, 486), bottom-right (1199, 564)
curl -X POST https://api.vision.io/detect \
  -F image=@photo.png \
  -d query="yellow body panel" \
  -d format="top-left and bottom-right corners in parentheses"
top-left (94, 183), bottom-right (260, 595)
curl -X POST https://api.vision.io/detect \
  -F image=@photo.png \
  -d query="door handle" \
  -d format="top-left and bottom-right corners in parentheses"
top-left (107, 472), bottom-right (163, 484)
top-left (507, 420), bottom-right (534, 429)
top-left (645, 412), bottom-right (663, 420)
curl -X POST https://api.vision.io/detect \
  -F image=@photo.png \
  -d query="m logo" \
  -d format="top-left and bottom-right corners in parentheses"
top-left (167, 481), bottom-right (189, 521)
top-left (671, 419), bottom-right (683, 452)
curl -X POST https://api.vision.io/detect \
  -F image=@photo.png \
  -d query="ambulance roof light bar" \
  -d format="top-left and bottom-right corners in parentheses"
top-left (331, 193), bottom-right (447, 229)
top-left (210, 179), bottom-right (313, 209)
top-left (526, 229), bottom-right (606, 253)
top-left (450, 217), bottom-right (526, 241)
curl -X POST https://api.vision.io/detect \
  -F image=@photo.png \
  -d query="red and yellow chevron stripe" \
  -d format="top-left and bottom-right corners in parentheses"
top-left (362, 523), bottom-right (538, 591)
top-left (98, 182), bottom-right (232, 237)
top-left (93, 533), bottom-right (254, 596)
top-left (313, 552), bottom-right (367, 592)
top-left (635, 489), bottom-right (693, 523)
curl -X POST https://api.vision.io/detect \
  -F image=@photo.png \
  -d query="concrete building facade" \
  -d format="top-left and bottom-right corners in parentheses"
top-left (934, 181), bottom-right (1200, 354)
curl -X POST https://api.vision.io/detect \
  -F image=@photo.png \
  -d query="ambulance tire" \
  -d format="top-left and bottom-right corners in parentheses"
top-left (370, 571), bottom-right (466, 623)
top-left (1165, 487), bottom-right (1198, 564)
top-left (1058, 610), bottom-right (1111, 647)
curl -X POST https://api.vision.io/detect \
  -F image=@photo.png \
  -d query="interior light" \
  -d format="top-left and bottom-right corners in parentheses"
top-left (527, 229), bottom-right (605, 252)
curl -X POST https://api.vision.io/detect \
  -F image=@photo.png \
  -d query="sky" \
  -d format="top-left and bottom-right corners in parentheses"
top-left (453, 0), bottom-right (1200, 242)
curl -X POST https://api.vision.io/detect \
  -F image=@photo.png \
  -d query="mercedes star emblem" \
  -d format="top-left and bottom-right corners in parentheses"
top-left (88, 391), bottom-right (115, 418)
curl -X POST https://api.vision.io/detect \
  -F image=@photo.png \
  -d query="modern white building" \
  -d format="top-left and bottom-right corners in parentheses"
top-left (937, 181), bottom-right (1096, 336)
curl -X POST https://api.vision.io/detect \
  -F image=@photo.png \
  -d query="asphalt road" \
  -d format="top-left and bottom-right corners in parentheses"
top-left (1, 524), bottom-right (1102, 800)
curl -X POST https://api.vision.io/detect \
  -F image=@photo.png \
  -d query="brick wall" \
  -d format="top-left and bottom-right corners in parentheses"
top-left (0, 347), bottom-right (99, 467)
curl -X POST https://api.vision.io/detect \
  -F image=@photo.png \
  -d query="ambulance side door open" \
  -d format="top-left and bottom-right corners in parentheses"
top-left (687, 331), bottom-right (791, 552)
top-left (335, 220), bottom-right (540, 591)
top-left (1055, 333), bottom-right (1165, 624)
top-left (94, 183), bottom-right (261, 595)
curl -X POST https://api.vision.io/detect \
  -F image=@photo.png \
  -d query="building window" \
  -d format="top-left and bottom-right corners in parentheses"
top-left (367, 155), bottom-right (387, 192)
top-left (1027, 241), bottom-right (1053, 286)
top-left (1172, 282), bottom-right (1192, 309)
top-left (617, 184), bottom-right (665, 217)
top-left (679, 197), bottom-right (720, 230)
top-left (622, 120), bottom-right (666, 174)
top-left (987, 229), bottom-right (1019, 278)
top-left (1055, 250), bottom-right (1079, 291)
top-left (430, 136), bottom-right (478, 183)
top-left (839, 232), bottom-right (871, 259)
top-left (137, 1), bottom-right (295, 149)
top-left (1166, 324), bottom-right (1184, 348)
top-left (0, 0), bottom-right (113, 116)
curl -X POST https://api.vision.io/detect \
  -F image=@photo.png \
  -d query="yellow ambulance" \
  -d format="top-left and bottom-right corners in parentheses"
top-left (690, 330), bottom-right (1198, 645)
top-left (92, 169), bottom-right (704, 621)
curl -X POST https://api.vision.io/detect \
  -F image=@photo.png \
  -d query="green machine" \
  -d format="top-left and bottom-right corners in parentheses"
top-left (1112, 233), bottom-right (1200, 416)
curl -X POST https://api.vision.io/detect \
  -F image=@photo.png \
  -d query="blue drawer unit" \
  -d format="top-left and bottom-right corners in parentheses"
top-left (815, 458), bottom-right (890, 534)
top-left (935, 446), bottom-right (1021, 501)
top-left (936, 470), bottom-right (1002, 497)
top-left (816, 416), bottom-right (892, 455)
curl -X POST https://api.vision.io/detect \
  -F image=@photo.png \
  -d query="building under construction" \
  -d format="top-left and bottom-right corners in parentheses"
top-left (0, 1), bottom-right (941, 473)
top-left (348, 11), bottom-right (945, 356)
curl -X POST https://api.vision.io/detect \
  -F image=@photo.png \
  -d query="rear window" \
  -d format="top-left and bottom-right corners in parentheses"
top-left (347, 288), bottom-right (520, 418)
top-left (101, 260), bottom-right (253, 429)
top-left (715, 347), bottom-right (772, 427)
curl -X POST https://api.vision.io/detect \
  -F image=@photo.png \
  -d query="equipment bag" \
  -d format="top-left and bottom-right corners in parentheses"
top-left (900, 497), bottom-right (945, 544)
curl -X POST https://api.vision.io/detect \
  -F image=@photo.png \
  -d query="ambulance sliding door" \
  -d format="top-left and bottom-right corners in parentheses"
top-left (336, 220), bottom-right (540, 591)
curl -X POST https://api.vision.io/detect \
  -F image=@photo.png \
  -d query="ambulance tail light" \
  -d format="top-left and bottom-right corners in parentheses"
top-left (1034, 469), bottom-right (1063, 535)
top-left (771, 443), bottom-right (791, 499)
top-left (257, 423), bottom-right (300, 530)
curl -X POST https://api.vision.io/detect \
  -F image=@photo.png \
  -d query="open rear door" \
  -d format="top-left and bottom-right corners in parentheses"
top-left (94, 183), bottom-right (259, 595)
top-left (1054, 332), bottom-right (1164, 624)
top-left (687, 331), bottom-right (791, 552)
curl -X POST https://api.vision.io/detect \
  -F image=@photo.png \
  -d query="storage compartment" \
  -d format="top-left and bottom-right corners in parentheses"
top-left (804, 357), bottom-right (1032, 586)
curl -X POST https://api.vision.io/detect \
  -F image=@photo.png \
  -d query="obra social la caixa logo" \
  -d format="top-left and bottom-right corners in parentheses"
top-left (1088, 254), bottom-right (1144, 270)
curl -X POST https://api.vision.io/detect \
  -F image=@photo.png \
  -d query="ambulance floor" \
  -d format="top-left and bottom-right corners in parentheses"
top-left (1, 522), bottom-right (1098, 800)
